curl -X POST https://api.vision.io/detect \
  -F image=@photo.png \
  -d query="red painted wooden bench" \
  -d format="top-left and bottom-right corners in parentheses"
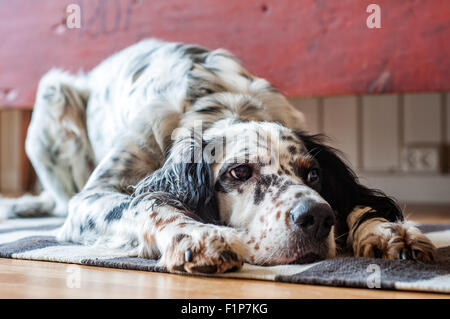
top-left (0, 0), bottom-right (449, 109)
top-left (0, 0), bottom-right (449, 190)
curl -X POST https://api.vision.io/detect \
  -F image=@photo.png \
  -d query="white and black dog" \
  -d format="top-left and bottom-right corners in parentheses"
top-left (0, 39), bottom-right (435, 273)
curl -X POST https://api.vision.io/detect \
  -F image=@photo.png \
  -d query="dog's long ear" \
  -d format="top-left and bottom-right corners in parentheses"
top-left (294, 131), bottom-right (403, 225)
top-left (132, 133), bottom-right (219, 224)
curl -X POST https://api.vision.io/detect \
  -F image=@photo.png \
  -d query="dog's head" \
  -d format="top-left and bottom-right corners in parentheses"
top-left (135, 94), bottom-right (401, 265)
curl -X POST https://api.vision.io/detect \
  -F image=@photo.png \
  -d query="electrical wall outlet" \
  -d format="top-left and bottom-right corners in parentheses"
top-left (401, 144), bottom-right (442, 173)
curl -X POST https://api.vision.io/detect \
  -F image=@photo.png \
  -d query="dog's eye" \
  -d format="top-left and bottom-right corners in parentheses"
top-left (230, 165), bottom-right (253, 181)
top-left (307, 168), bottom-right (320, 184)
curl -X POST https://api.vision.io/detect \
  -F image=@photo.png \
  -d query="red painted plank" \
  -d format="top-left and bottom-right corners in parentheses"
top-left (0, 0), bottom-right (449, 108)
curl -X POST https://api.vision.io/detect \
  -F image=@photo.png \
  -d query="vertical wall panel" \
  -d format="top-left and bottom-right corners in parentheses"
top-left (361, 94), bottom-right (399, 171)
top-left (290, 97), bottom-right (321, 133)
top-left (446, 93), bottom-right (450, 143)
top-left (323, 96), bottom-right (358, 168)
top-left (404, 93), bottom-right (441, 143)
top-left (0, 110), bottom-right (22, 193)
top-left (446, 93), bottom-right (450, 171)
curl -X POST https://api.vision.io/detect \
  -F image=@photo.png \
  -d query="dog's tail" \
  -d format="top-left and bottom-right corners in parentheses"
top-left (0, 192), bottom-right (56, 221)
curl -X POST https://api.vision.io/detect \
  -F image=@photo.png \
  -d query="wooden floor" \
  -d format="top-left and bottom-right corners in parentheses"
top-left (0, 208), bottom-right (449, 299)
top-left (0, 258), bottom-right (449, 299)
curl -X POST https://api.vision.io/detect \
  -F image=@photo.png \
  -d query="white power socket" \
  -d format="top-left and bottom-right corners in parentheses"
top-left (401, 145), bottom-right (442, 173)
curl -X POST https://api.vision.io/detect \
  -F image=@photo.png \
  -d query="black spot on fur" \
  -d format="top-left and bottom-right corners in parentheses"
top-left (110, 156), bottom-right (121, 163)
top-left (273, 180), bottom-right (295, 200)
top-left (288, 145), bottom-right (297, 155)
top-left (87, 218), bottom-right (96, 230)
top-left (253, 174), bottom-right (282, 204)
top-left (84, 193), bottom-right (105, 203)
top-left (183, 45), bottom-right (209, 57)
top-left (280, 164), bottom-right (292, 175)
top-left (254, 183), bottom-right (265, 205)
top-left (195, 105), bottom-right (224, 114)
top-left (174, 233), bottom-right (189, 243)
top-left (104, 201), bottom-right (130, 222)
top-left (132, 64), bottom-right (148, 83)
top-left (240, 71), bottom-right (253, 81)
top-left (97, 169), bottom-right (115, 180)
top-left (281, 135), bottom-right (294, 141)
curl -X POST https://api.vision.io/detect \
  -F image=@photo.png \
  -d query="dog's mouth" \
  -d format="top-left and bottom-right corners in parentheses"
top-left (289, 252), bottom-right (323, 264)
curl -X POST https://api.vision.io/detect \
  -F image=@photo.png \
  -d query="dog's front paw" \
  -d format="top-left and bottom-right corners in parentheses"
top-left (160, 226), bottom-right (245, 274)
top-left (352, 220), bottom-right (436, 262)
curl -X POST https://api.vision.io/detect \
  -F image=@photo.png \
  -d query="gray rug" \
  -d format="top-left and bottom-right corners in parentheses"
top-left (0, 217), bottom-right (449, 293)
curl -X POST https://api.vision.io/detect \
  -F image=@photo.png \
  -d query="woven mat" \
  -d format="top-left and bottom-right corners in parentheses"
top-left (0, 217), bottom-right (449, 293)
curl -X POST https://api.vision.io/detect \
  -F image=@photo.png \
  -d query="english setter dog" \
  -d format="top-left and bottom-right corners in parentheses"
top-left (0, 39), bottom-right (435, 273)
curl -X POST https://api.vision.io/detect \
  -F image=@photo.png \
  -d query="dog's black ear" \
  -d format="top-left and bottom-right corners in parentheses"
top-left (294, 131), bottom-right (403, 225)
top-left (132, 134), bottom-right (219, 224)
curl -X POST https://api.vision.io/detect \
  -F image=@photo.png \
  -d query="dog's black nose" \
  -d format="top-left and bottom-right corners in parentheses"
top-left (289, 202), bottom-right (335, 240)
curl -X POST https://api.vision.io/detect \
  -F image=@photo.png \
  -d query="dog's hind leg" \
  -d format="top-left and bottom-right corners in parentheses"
top-left (0, 69), bottom-right (96, 219)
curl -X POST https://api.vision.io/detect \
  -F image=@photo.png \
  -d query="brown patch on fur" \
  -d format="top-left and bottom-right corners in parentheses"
top-left (259, 215), bottom-right (264, 223)
top-left (154, 218), bottom-right (163, 227)
top-left (156, 215), bottom-right (180, 229)
top-left (284, 211), bottom-right (290, 228)
top-left (295, 156), bottom-right (311, 170)
top-left (254, 244), bottom-right (260, 250)
top-left (275, 210), bottom-right (281, 220)
top-left (149, 212), bottom-right (159, 219)
top-left (144, 232), bottom-right (155, 244)
top-left (295, 192), bottom-right (303, 198)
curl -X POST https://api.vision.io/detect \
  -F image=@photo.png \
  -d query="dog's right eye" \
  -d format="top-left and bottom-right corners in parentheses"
top-left (230, 165), bottom-right (253, 181)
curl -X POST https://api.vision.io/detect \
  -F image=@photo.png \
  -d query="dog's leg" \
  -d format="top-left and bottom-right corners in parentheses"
top-left (347, 206), bottom-right (436, 261)
top-left (57, 137), bottom-right (244, 274)
top-left (0, 69), bottom-right (95, 219)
